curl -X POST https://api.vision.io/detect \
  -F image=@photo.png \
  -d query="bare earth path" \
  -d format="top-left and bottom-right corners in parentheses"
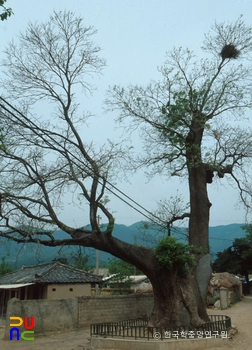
top-left (0, 295), bottom-right (251, 350)
top-left (207, 295), bottom-right (252, 350)
top-left (0, 324), bottom-right (91, 350)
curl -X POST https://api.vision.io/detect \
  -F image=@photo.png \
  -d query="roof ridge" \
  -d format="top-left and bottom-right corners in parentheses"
top-left (21, 262), bottom-right (55, 270)
top-left (0, 261), bottom-right (103, 284)
top-left (35, 262), bottom-right (61, 280)
top-left (53, 262), bottom-right (96, 275)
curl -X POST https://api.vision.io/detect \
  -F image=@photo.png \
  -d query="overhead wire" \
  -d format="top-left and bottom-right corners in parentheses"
top-left (0, 97), bottom-right (245, 246)
top-left (0, 97), bottom-right (244, 243)
top-left (0, 97), bottom-right (168, 229)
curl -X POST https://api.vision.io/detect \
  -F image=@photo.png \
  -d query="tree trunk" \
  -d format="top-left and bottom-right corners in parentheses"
top-left (186, 120), bottom-right (211, 251)
top-left (146, 121), bottom-right (212, 328)
top-left (147, 135), bottom-right (212, 328)
top-left (188, 163), bottom-right (211, 250)
top-left (148, 265), bottom-right (209, 328)
top-left (75, 233), bottom-right (211, 327)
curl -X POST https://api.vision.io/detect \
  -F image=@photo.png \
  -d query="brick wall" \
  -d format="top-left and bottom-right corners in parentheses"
top-left (78, 293), bottom-right (154, 326)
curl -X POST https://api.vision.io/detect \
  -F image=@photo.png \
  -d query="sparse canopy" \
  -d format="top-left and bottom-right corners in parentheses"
top-left (0, 11), bottom-right (116, 240)
top-left (106, 15), bottom-right (252, 212)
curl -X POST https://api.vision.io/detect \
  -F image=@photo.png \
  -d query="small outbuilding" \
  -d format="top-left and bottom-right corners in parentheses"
top-left (208, 272), bottom-right (242, 309)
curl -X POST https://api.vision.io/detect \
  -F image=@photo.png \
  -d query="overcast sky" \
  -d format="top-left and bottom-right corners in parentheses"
top-left (1, 0), bottom-right (252, 228)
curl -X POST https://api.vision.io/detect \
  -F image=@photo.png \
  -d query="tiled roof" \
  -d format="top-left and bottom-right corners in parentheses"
top-left (0, 262), bottom-right (103, 285)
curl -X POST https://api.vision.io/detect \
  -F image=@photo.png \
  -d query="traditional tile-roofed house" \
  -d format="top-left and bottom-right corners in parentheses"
top-left (0, 262), bottom-right (102, 316)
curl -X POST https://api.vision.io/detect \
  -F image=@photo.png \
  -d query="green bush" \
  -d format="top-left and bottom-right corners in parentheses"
top-left (154, 236), bottom-right (195, 276)
top-left (206, 296), bottom-right (219, 306)
top-left (0, 256), bottom-right (14, 276)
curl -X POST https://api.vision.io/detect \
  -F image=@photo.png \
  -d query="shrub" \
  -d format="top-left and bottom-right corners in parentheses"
top-left (154, 236), bottom-right (195, 276)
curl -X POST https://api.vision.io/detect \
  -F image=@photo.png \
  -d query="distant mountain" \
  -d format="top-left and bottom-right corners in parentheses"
top-left (0, 222), bottom-right (246, 269)
top-left (209, 224), bottom-right (245, 258)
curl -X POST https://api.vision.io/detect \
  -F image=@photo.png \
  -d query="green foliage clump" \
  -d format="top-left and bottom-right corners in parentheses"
top-left (206, 295), bottom-right (219, 307)
top-left (228, 298), bottom-right (242, 307)
top-left (154, 236), bottom-right (195, 276)
top-left (213, 224), bottom-right (252, 284)
top-left (0, 0), bottom-right (13, 21)
top-left (108, 257), bottom-right (134, 285)
top-left (70, 248), bottom-right (90, 271)
top-left (0, 256), bottom-right (14, 276)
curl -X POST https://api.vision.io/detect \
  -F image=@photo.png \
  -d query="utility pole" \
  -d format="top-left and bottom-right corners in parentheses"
top-left (95, 215), bottom-right (101, 296)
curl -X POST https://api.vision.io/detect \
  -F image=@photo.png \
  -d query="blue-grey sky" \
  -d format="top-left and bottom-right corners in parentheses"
top-left (1, 0), bottom-right (251, 227)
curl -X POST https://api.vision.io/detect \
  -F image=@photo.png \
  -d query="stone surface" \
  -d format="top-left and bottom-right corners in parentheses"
top-left (197, 254), bottom-right (212, 298)
top-left (4, 297), bottom-right (78, 339)
top-left (214, 299), bottom-right (221, 309)
top-left (219, 288), bottom-right (228, 309)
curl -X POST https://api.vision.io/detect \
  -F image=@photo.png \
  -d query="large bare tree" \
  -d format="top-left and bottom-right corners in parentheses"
top-left (0, 12), bottom-right (252, 327)
top-left (105, 15), bottom-right (252, 325)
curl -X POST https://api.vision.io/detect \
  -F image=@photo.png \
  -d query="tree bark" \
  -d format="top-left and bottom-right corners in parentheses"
top-left (148, 265), bottom-right (209, 327)
top-left (186, 118), bottom-right (211, 251)
top-left (83, 233), bottom-right (210, 327)
top-left (144, 117), bottom-right (212, 328)
top-left (188, 163), bottom-right (211, 250)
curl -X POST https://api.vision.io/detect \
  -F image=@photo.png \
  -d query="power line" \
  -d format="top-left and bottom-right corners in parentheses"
top-left (0, 97), bottom-right (244, 241)
top-left (0, 97), bottom-right (168, 229)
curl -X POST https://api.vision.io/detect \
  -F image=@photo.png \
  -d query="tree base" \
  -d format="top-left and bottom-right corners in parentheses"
top-left (149, 261), bottom-right (210, 328)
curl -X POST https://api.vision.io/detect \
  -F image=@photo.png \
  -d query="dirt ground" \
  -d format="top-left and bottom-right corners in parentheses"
top-left (0, 295), bottom-right (251, 350)
top-left (207, 295), bottom-right (252, 350)
top-left (0, 323), bottom-right (91, 350)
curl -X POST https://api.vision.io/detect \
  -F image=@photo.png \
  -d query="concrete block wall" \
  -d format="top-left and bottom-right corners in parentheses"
top-left (4, 297), bottom-right (78, 339)
top-left (78, 294), bottom-right (154, 326)
top-left (4, 294), bottom-right (154, 338)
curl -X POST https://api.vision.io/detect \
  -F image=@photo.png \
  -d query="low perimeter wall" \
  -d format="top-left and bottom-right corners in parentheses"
top-left (4, 294), bottom-right (154, 339)
top-left (78, 294), bottom-right (154, 326)
top-left (4, 297), bottom-right (78, 339)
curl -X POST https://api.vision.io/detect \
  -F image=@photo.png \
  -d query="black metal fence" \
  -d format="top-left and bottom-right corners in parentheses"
top-left (90, 315), bottom-right (231, 340)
